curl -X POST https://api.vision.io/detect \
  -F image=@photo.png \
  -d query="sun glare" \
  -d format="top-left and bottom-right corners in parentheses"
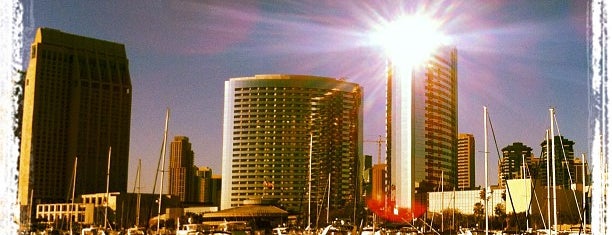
top-left (371, 15), bottom-right (448, 66)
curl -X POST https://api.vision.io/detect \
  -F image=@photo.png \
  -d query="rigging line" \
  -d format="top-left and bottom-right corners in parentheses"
top-left (553, 114), bottom-right (583, 222)
top-left (487, 112), bottom-right (522, 231)
top-left (525, 153), bottom-right (547, 229)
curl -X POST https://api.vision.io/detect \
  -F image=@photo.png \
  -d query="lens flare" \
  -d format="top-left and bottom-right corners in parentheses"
top-left (366, 197), bottom-right (427, 222)
top-left (370, 14), bottom-right (449, 67)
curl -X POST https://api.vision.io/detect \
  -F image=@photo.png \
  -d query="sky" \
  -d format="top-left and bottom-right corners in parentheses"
top-left (21, 0), bottom-right (589, 193)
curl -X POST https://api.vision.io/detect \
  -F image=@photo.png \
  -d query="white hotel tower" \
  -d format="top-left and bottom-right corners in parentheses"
top-left (387, 46), bottom-right (458, 209)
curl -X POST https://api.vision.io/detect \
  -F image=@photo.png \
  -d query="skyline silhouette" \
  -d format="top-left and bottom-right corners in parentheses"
top-left (20, 0), bottom-right (589, 192)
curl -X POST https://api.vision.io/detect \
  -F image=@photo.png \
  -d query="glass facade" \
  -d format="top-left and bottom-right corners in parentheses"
top-left (388, 46), bottom-right (458, 208)
top-left (221, 75), bottom-right (363, 216)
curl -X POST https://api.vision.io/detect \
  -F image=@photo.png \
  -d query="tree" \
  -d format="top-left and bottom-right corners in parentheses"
top-left (493, 203), bottom-right (506, 230)
top-left (473, 202), bottom-right (484, 229)
top-left (473, 202), bottom-right (484, 218)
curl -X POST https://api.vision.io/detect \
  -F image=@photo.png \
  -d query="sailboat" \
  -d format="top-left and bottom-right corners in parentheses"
top-left (81, 147), bottom-right (113, 235)
top-left (148, 108), bottom-right (170, 235)
top-left (69, 157), bottom-right (77, 235)
top-left (105, 146), bottom-right (112, 231)
top-left (484, 106), bottom-right (490, 235)
top-left (87, 147), bottom-right (114, 234)
top-left (304, 133), bottom-right (314, 235)
top-left (127, 159), bottom-right (146, 234)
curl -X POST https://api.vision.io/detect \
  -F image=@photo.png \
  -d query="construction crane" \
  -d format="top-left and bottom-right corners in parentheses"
top-left (364, 135), bottom-right (386, 164)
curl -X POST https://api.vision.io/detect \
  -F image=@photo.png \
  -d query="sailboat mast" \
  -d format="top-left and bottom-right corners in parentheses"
top-left (549, 108), bottom-right (558, 231)
top-left (483, 106), bottom-right (489, 235)
top-left (522, 154), bottom-right (529, 231)
top-left (545, 130), bottom-right (551, 234)
top-left (582, 153), bottom-right (587, 231)
top-left (136, 159), bottom-right (142, 227)
top-left (105, 147), bottom-right (111, 229)
top-left (308, 133), bottom-right (313, 229)
top-left (70, 157), bottom-right (77, 235)
top-left (29, 190), bottom-right (33, 229)
top-left (327, 172), bottom-right (331, 224)
top-left (158, 108), bottom-right (170, 232)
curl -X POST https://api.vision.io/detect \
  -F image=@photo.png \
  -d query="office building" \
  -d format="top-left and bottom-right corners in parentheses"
top-left (538, 136), bottom-right (575, 188)
top-left (19, 28), bottom-right (132, 217)
top-left (194, 166), bottom-right (222, 206)
top-left (498, 142), bottom-right (533, 188)
top-left (387, 46), bottom-right (458, 208)
top-left (371, 164), bottom-right (387, 203)
top-left (457, 133), bottom-right (475, 190)
top-left (362, 155), bottom-right (373, 200)
top-left (195, 167), bottom-right (212, 204)
top-left (221, 74), bottom-right (363, 219)
top-left (169, 136), bottom-right (196, 203)
top-left (210, 174), bottom-right (222, 207)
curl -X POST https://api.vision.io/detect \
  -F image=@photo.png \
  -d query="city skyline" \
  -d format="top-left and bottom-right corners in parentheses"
top-left (20, 1), bottom-right (589, 192)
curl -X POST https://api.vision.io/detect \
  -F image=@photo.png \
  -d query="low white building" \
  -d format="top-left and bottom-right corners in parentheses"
top-left (36, 203), bottom-right (95, 225)
top-left (428, 187), bottom-right (505, 215)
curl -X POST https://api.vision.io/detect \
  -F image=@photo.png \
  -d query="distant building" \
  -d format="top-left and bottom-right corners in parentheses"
top-left (195, 167), bottom-right (212, 204)
top-left (457, 133), bottom-right (475, 190)
top-left (427, 187), bottom-right (505, 215)
top-left (363, 155), bottom-right (373, 199)
top-left (537, 136), bottom-right (575, 188)
top-left (221, 74), bottom-right (363, 221)
top-left (498, 142), bottom-right (533, 188)
top-left (387, 46), bottom-right (458, 208)
top-left (567, 157), bottom-right (590, 187)
top-left (194, 167), bottom-right (221, 207)
top-left (36, 192), bottom-right (180, 228)
top-left (371, 164), bottom-right (387, 203)
top-left (169, 136), bottom-right (196, 203)
top-left (36, 203), bottom-right (95, 226)
top-left (210, 174), bottom-right (222, 207)
top-left (19, 28), bottom-right (132, 222)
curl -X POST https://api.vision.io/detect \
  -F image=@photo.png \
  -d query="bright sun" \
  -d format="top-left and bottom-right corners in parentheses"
top-left (371, 14), bottom-right (448, 66)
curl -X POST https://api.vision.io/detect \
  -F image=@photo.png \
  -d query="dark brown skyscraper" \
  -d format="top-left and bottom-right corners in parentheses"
top-left (19, 28), bottom-right (132, 210)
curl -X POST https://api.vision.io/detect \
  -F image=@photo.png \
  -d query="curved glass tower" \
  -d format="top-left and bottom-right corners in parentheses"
top-left (221, 74), bottom-right (363, 218)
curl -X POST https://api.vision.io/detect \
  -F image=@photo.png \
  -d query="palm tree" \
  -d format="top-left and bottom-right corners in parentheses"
top-left (473, 202), bottom-right (484, 229)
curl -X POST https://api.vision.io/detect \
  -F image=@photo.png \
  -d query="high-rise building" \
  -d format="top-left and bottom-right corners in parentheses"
top-left (538, 135), bottom-right (575, 188)
top-left (458, 133), bottom-right (475, 190)
top-left (371, 164), bottom-right (387, 203)
top-left (221, 74), bottom-right (363, 219)
top-left (210, 174), bottom-right (222, 207)
top-left (19, 28), bottom-right (132, 214)
top-left (169, 136), bottom-right (196, 203)
top-left (195, 166), bottom-right (213, 204)
top-left (363, 155), bottom-right (373, 200)
top-left (387, 46), bottom-right (458, 208)
top-left (498, 142), bottom-right (533, 188)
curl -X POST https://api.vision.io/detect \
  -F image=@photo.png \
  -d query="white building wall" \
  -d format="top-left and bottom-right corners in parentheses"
top-left (428, 188), bottom-right (505, 215)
